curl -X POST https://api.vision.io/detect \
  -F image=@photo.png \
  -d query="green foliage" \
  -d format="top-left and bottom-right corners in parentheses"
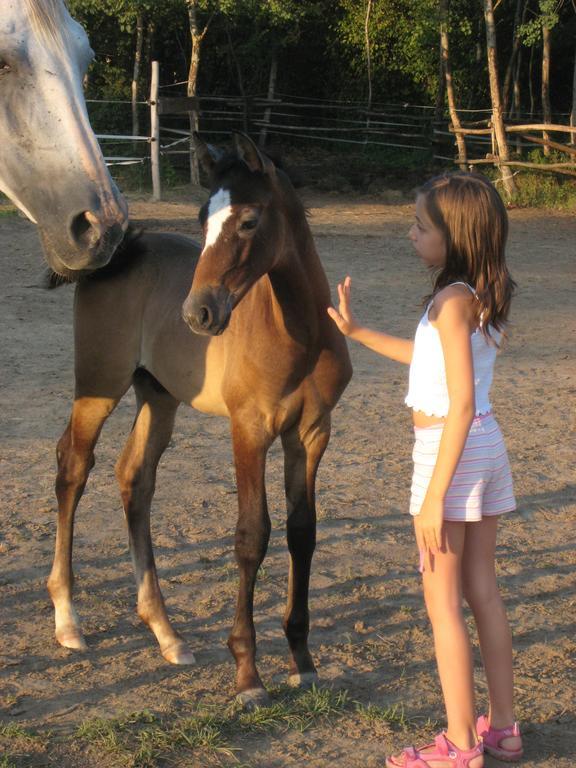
top-left (519, 0), bottom-right (561, 46)
top-left (514, 172), bottom-right (576, 208)
top-left (67, 0), bottom-right (575, 114)
top-left (334, 0), bottom-right (441, 99)
top-left (482, 162), bottom-right (576, 208)
top-left (64, 0), bottom-right (575, 208)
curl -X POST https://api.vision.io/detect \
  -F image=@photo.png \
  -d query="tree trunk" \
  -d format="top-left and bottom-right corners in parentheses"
top-left (570, 38), bottom-right (576, 146)
top-left (512, 49), bottom-right (523, 152)
top-left (146, 20), bottom-right (156, 71)
top-left (503, 0), bottom-right (524, 116)
top-left (364, 0), bottom-right (373, 138)
top-left (483, 0), bottom-right (517, 197)
top-left (528, 42), bottom-right (536, 116)
top-left (511, 44), bottom-right (523, 119)
top-left (225, 19), bottom-right (248, 133)
top-left (131, 11), bottom-right (144, 143)
top-left (440, 0), bottom-right (467, 168)
top-left (541, 25), bottom-right (551, 155)
top-left (259, 53), bottom-right (278, 148)
top-left (434, 36), bottom-right (446, 123)
top-left (433, 36), bottom-right (446, 159)
top-left (186, 1), bottom-right (213, 186)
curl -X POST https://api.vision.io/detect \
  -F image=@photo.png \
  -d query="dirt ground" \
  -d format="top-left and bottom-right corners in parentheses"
top-left (0, 190), bottom-right (574, 767)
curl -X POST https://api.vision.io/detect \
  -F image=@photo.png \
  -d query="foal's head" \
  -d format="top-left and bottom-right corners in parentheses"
top-left (183, 134), bottom-right (286, 336)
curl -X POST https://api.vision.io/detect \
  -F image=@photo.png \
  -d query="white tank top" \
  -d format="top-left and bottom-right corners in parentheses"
top-left (404, 283), bottom-right (499, 418)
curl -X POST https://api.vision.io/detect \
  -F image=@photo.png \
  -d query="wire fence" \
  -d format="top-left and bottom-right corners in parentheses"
top-left (85, 69), bottom-right (576, 198)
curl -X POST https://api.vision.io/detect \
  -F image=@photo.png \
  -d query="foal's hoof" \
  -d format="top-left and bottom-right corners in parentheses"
top-left (287, 671), bottom-right (319, 689)
top-left (161, 641), bottom-right (196, 666)
top-left (55, 629), bottom-right (88, 652)
top-left (236, 687), bottom-right (271, 710)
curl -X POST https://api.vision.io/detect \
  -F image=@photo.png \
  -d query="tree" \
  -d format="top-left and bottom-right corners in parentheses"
top-left (68, 0), bottom-right (183, 135)
top-left (502, 0), bottom-right (527, 118)
top-left (572, 39), bottom-right (576, 145)
top-left (483, 0), bottom-right (517, 197)
top-left (439, 0), bottom-right (467, 168)
top-left (334, 0), bottom-right (441, 103)
top-left (185, 0), bottom-right (215, 185)
top-left (519, 0), bottom-right (562, 153)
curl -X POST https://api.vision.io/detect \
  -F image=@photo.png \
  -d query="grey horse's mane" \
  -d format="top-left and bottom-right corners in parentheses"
top-left (25, 0), bottom-right (68, 46)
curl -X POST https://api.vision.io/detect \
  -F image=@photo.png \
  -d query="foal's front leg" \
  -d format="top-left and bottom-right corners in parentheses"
top-left (281, 415), bottom-right (330, 687)
top-left (228, 417), bottom-right (273, 707)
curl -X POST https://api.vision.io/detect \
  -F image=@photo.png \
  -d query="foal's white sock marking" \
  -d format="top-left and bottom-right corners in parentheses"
top-left (204, 188), bottom-right (232, 249)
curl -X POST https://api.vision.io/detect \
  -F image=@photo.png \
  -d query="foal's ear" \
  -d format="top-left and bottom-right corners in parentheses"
top-left (193, 132), bottom-right (222, 177)
top-left (233, 132), bottom-right (275, 177)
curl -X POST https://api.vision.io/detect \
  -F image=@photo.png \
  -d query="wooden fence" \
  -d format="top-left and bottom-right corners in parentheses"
top-left (90, 62), bottom-right (576, 200)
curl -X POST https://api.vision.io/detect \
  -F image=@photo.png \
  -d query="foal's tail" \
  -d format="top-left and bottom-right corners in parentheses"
top-left (39, 225), bottom-right (146, 290)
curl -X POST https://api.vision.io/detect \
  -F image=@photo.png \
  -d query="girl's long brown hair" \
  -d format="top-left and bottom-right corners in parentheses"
top-left (420, 172), bottom-right (516, 340)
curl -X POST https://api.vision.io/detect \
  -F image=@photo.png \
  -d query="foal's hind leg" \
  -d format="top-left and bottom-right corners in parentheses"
top-left (48, 396), bottom-right (120, 650)
top-left (281, 414), bottom-right (330, 688)
top-left (115, 369), bottom-right (194, 665)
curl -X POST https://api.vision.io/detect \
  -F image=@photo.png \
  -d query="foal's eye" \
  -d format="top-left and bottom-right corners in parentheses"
top-left (240, 219), bottom-right (258, 232)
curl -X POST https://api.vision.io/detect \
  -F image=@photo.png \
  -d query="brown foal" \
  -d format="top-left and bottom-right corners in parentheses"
top-left (47, 133), bottom-right (352, 706)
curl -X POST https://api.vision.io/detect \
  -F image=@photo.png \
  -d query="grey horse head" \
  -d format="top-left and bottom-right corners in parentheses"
top-left (0, 0), bottom-right (128, 278)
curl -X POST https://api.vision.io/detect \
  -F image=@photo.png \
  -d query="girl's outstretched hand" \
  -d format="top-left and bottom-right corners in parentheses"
top-left (327, 276), bottom-right (360, 337)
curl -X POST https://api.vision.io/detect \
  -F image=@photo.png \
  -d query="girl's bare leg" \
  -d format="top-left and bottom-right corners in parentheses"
top-left (419, 521), bottom-right (481, 756)
top-left (462, 516), bottom-right (521, 752)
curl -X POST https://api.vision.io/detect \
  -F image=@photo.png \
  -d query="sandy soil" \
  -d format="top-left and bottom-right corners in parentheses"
top-left (0, 191), bottom-right (574, 767)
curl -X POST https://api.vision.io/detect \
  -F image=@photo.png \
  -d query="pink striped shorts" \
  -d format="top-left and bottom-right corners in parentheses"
top-left (410, 413), bottom-right (516, 522)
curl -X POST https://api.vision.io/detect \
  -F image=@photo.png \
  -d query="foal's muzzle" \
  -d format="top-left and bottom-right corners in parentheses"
top-left (182, 286), bottom-right (234, 336)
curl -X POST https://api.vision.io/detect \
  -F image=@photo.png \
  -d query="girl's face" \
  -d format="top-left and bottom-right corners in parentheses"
top-left (409, 195), bottom-right (447, 269)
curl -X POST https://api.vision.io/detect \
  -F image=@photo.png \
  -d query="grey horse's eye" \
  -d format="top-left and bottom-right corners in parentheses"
top-left (0, 59), bottom-right (11, 76)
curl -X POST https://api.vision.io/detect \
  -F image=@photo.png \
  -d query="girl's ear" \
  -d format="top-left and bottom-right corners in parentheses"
top-left (233, 132), bottom-right (276, 177)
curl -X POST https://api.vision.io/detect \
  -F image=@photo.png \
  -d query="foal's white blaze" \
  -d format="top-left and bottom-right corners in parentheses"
top-left (204, 188), bottom-right (232, 250)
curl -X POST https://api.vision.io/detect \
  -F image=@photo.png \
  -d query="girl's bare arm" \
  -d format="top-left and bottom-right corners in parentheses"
top-left (415, 289), bottom-right (476, 556)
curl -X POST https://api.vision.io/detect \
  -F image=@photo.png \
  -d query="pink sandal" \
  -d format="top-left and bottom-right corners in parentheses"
top-left (385, 732), bottom-right (483, 768)
top-left (476, 715), bottom-right (523, 762)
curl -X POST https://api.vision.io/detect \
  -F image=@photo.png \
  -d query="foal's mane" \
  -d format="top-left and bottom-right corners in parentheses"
top-left (25, 0), bottom-right (69, 47)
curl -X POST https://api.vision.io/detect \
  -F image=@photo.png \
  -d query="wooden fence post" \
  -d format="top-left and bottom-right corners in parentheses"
top-left (150, 61), bottom-right (161, 201)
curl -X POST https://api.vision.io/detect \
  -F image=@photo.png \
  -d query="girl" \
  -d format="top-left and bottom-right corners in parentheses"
top-left (328, 173), bottom-right (523, 768)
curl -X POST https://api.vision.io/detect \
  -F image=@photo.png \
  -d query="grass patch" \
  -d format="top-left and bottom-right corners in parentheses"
top-left (72, 685), bottom-right (351, 766)
top-left (0, 724), bottom-right (46, 768)
top-left (238, 684), bottom-right (349, 733)
top-left (512, 171), bottom-right (576, 209)
top-left (1, 687), bottom-right (411, 766)
top-left (482, 157), bottom-right (576, 209)
top-left (0, 725), bottom-right (31, 739)
top-left (355, 701), bottom-right (407, 727)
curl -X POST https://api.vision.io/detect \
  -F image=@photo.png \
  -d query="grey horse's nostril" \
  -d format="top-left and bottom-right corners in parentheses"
top-left (70, 211), bottom-right (101, 250)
